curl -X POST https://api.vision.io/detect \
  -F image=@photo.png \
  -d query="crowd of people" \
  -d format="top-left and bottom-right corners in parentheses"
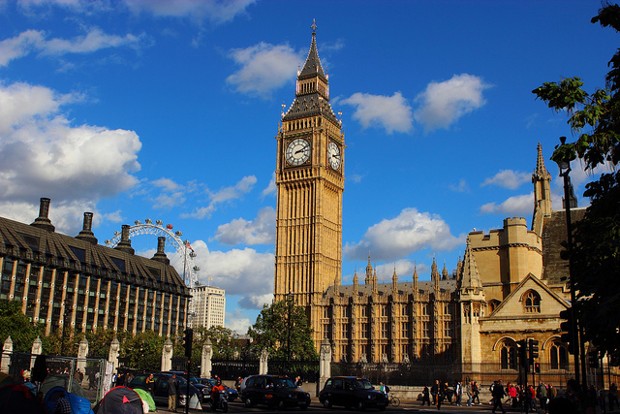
top-left (417, 378), bottom-right (619, 413)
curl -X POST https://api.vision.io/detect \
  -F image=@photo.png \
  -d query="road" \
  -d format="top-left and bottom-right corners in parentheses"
top-left (177, 399), bottom-right (503, 414)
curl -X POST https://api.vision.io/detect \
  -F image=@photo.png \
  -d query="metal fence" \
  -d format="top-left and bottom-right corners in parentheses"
top-left (329, 361), bottom-right (620, 389)
top-left (267, 359), bottom-right (319, 382)
top-left (212, 358), bottom-right (259, 380)
top-left (1, 351), bottom-right (108, 403)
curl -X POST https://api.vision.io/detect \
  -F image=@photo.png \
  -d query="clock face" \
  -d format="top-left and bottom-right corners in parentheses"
top-left (285, 138), bottom-right (311, 166)
top-left (327, 141), bottom-right (341, 170)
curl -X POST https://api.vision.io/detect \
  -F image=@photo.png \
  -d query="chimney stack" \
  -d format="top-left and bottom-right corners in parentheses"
top-left (30, 197), bottom-right (55, 232)
top-left (114, 224), bottom-right (135, 255)
top-left (76, 212), bottom-right (98, 244)
top-left (151, 236), bottom-right (170, 264)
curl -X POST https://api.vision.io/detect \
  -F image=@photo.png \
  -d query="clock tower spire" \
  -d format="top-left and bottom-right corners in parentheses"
top-left (274, 21), bottom-right (344, 347)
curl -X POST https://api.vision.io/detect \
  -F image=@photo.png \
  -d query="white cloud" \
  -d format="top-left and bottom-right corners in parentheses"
top-left (344, 208), bottom-right (463, 261)
top-left (214, 207), bottom-right (275, 245)
top-left (0, 81), bottom-right (141, 226)
top-left (182, 176), bottom-right (257, 219)
top-left (449, 178), bottom-right (469, 193)
top-left (226, 310), bottom-right (253, 335)
top-left (226, 42), bottom-right (301, 97)
top-left (482, 170), bottom-right (531, 190)
top-left (414, 73), bottom-right (490, 131)
top-left (0, 28), bottom-right (144, 67)
top-left (261, 172), bottom-right (276, 197)
top-left (191, 247), bottom-right (274, 310)
top-left (123, 0), bottom-right (255, 23)
top-left (341, 92), bottom-right (413, 134)
top-left (480, 192), bottom-right (533, 216)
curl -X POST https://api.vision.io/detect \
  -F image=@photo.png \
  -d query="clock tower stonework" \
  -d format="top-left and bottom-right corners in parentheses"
top-left (274, 24), bottom-right (344, 346)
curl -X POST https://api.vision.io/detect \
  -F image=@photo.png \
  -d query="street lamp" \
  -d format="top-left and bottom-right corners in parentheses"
top-left (554, 136), bottom-right (585, 388)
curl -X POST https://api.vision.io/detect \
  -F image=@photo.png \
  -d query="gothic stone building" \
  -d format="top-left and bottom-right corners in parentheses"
top-left (274, 26), bottom-right (580, 380)
top-left (0, 198), bottom-right (190, 340)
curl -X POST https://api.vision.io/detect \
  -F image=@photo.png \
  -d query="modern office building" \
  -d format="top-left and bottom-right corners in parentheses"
top-left (0, 198), bottom-right (190, 339)
top-left (191, 285), bottom-right (226, 329)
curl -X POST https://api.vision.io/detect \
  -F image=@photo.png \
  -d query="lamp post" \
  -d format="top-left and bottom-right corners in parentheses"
top-left (554, 136), bottom-right (584, 388)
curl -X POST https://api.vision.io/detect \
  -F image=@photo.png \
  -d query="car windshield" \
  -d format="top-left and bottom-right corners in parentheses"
top-left (274, 378), bottom-right (297, 389)
top-left (354, 379), bottom-right (374, 390)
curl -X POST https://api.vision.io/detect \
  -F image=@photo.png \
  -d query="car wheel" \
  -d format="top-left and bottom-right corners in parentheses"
top-left (357, 400), bottom-right (366, 411)
top-left (322, 398), bottom-right (332, 408)
top-left (244, 397), bottom-right (254, 408)
top-left (299, 403), bottom-right (308, 410)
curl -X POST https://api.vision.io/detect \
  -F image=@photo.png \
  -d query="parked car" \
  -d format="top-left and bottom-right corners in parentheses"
top-left (240, 375), bottom-right (310, 409)
top-left (128, 372), bottom-right (202, 408)
top-left (319, 376), bottom-right (388, 411)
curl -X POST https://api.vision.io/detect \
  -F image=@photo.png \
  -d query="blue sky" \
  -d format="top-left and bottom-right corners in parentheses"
top-left (0, 0), bottom-right (615, 334)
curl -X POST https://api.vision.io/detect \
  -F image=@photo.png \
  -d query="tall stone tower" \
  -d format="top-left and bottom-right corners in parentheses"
top-left (532, 143), bottom-right (552, 236)
top-left (274, 22), bottom-right (344, 343)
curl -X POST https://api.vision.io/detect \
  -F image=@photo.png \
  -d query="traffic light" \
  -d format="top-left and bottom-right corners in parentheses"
top-left (559, 309), bottom-right (575, 354)
top-left (529, 339), bottom-right (539, 363)
top-left (588, 351), bottom-right (599, 368)
top-left (183, 328), bottom-right (193, 358)
top-left (517, 339), bottom-right (528, 368)
top-left (534, 362), bottom-right (541, 373)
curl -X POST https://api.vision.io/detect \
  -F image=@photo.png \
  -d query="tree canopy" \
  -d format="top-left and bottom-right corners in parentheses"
top-left (247, 299), bottom-right (318, 361)
top-left (532, 3), bottom-right (620, 362)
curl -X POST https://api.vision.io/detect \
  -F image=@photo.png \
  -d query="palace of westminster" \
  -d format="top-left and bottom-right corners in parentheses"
top-left (0, 25), bottom-right (617, 382)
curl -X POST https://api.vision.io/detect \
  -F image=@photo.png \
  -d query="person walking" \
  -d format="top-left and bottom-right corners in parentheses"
top-left (421, 385), bottom-right (431, 406)
top-left (167, 373), bottom-right (178, 412)
top-left (454, 380), bottom-right (463, 406)
top-left (472, 381), bottom-right (480, 405)
top-left (431, 380), bottom-right (439, 405)
top-left (465, 381), bottom-right (473, 406)
top-left (491, 380), bottom-right (506, 414)
top-left (537, 382), bottom-right (548, 411)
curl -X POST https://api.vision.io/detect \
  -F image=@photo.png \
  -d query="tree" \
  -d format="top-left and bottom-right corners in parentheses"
top-left (247, 299), bottom-right (318, 361)
top-left (0, 300), bottom-right (41, 352)
top-left (532, 3), bottom-right (620, 362)
top-left (121, 330), bottom-right (165, 371)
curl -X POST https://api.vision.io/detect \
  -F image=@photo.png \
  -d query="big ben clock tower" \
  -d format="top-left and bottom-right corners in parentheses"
top-left (274, 21), bottom-right (344, 344)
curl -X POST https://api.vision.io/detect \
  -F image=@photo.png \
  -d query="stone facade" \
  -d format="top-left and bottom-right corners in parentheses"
top-left (273, 27), bottom-right (583, 381)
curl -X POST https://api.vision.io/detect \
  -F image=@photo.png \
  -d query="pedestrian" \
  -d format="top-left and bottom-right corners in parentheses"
top-left (465, 381), bottom-right (473, 406)
top-left (472, 381), bottom-right (480, 404)
top-left (454, 380), bottom-right (462, 406)
top-left (437, 381), bottom-right (445, 410)
top-left (168, 373), bottom-right (178, 412)
top-left (610, 383), bottom-right (619, 411)
top-left (491, 380), bottom-right (506, 414)
top-left (431, 379), bottom-right (439, 405)
top-left (537, 382), bottom-right (548, 411)
top-left (146, 373), bottom-right (155, 395)
top-left (421, 385), bottom-right (431, 406)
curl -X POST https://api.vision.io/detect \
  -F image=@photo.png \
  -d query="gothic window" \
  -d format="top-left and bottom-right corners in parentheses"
top-left (361, 323), bottom-right (368, 339)
top-left (401, 305), bottom-right (408, 316)
top-left (381, 323), bottom-right (389, 339)
top-left (381, 305), bottom-right (388, 317)
top-left (550, 343), bottom-right (569, 370)
top-left (401, 322), bottom-right (409, 337)
top-left (422, 303), bottom-right (429, 315)
top-left (523, 290), bottom-right (541, 313)
top-left (422, 322), bottom-right (429, 338)
top-left (500, 341), bottom-right (518, 370)
top-left (342, 323), bottom-right (348, 338)
top-left (361, 306), bottom-right (368, 317)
